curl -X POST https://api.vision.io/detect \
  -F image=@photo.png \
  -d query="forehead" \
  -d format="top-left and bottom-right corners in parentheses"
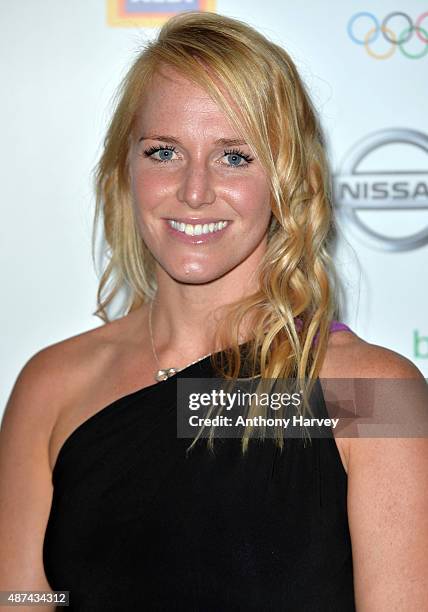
top-left (135, 64), bottom-right (240, 134)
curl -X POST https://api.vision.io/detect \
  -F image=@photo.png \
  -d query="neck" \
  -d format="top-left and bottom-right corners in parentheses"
top-left (148, 266), bottom-right (260, 367)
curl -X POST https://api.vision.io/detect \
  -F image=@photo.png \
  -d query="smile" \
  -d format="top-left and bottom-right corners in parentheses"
top-left (167, 220), bottom-right (229, 236)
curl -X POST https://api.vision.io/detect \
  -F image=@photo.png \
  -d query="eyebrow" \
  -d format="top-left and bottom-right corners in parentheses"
top-left (138, 134), bottom-right (248, 147)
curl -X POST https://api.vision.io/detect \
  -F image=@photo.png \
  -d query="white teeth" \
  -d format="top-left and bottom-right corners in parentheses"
top-left (168, 220), bottom-right (229, 235)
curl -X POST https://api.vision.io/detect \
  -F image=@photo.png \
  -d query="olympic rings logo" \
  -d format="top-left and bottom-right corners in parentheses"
top-left (347, 11), bottom-right (428, 59)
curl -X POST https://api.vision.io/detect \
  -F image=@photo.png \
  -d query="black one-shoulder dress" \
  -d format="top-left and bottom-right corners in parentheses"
top-left (43, 346), bottom-right (355, 611)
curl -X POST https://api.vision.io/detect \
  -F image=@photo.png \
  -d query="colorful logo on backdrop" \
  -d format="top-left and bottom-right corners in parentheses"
top-left (333, 128), bottom-right (428, 252)
top-left (107, 0), bottom-right (216, 27)
top-left (347, 11), bottom-right (428, 59)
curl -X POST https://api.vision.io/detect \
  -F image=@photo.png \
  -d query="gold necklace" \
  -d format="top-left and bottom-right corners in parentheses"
top-left (148, 300), bottom-right (213, 382)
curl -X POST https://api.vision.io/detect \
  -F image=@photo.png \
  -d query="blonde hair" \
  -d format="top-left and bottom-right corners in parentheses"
top-left (93, 11), bottom-right (342, 453)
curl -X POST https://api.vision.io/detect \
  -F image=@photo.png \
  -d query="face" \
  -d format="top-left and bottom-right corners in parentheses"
top-left (129, 65), bottom-right (272, 286)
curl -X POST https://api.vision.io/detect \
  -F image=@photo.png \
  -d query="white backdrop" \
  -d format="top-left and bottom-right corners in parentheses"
top-left (1, 0), bottom-right (427, 414)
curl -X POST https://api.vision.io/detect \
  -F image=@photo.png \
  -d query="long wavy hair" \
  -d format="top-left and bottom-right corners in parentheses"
top-left (93, 11), bottom-right (342, 453)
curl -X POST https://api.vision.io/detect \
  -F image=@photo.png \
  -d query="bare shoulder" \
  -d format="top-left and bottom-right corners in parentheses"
top-left (45, 308), bottom-right (153, 473)
top-left (321, 328), bottom-right (424, 380)
top-left (6, 324), bottom-right (109, 414)
top-left (320, 329), bottom-right (425, 475)
top-left (2, 313), bottom-right (138, 452)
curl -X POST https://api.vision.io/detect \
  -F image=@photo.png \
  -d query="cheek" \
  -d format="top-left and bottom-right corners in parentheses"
top-left (227, 179), bottom-right (271, 223)
top-left (129, 171), bottom-right (157, 240)
top-left (130, 163), bottom-right (171, 212)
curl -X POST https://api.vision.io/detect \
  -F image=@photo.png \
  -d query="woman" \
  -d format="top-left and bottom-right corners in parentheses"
top-left (1, 11), bottom-right (427, 612)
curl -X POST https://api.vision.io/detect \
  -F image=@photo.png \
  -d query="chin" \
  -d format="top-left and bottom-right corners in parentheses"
top-left (164, 261), bottom-right (235, 285)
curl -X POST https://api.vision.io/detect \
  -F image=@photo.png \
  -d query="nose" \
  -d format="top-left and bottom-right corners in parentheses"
top-left (176, 159), bottom-right (216, 209)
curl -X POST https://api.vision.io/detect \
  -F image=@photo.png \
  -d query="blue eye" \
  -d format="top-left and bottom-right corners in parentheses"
top-left (223, 148), bottom-right (254, 168)
top-left (143, 144), bottom-right (177, 163)
top-left (225, 153), bottom-right (244, 167)
top-left (156, 149), bottom-right (174, 161)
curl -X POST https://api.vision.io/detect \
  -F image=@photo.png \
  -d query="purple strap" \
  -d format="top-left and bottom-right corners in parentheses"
top-left (294, 318), bottom-right (351, 345)
top-left (328, 321), bottom-right (351, 333)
